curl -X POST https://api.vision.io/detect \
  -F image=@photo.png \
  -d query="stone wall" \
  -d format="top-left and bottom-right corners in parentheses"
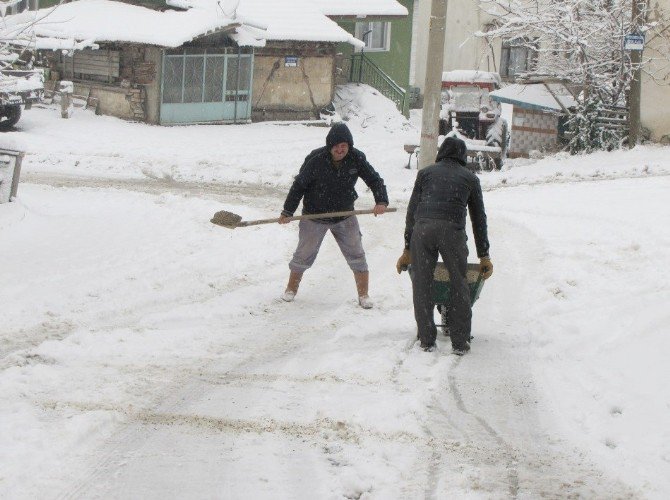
top-left (40, 43), bottom-right (158, 123)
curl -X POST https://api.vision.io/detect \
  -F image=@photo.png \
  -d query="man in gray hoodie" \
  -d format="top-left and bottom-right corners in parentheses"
top-left (397, 137), bottom-right (493, 354)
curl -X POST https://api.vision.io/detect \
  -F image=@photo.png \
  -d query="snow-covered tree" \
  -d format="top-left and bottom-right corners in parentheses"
top-left (477, 0), bottom-right (670, 102)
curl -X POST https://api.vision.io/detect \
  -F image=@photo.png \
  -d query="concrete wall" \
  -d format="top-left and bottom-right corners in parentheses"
top-left (412, 0), bottom-right (498, 92)
top-left (71, 82), bottom-right (138, 120)
top-left (144, 47), bottom-right (162, 125)
top-left (252, 42), bottom-right (336, 121)
top-left (641, 0), bottom-right (670, 142)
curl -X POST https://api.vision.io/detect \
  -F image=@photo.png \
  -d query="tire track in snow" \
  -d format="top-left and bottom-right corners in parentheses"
top-left (51, 290), bottom-right (370, 499)
top-left (412, 215), bottom-right (638, 499)
top-left (22, 172), bottom-right (286, 203)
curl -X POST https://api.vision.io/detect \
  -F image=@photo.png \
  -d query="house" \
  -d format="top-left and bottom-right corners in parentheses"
top-left (641, 0), bottom-right (670, 143)
top-left (316, 0), bottom-right (412, 113)
top-left (237, 0), bottom-right (367, 122)
top-left (411, 0), bottom-right (499, 94)
top-left (411, 0), bottom-right (670, 146)
top-left (10, 0), bottom-right (370, 124)
top-left (489, 83), bottom-right (577, 157)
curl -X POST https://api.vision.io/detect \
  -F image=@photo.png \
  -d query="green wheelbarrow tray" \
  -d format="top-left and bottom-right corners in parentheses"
top-left (408, 262), bottom-right (485, 305)
top-left (433, 262), bottom-right (485, 305)
top-left (407, 262), bottom-right (485, 338)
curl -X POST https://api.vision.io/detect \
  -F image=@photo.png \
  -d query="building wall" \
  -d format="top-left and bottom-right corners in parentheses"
top-left (509, 107), bottom-right (559, 157)
top-left (41, 43), bottom-right (158, 123)
top-left (412, 0), bottom-right (498, 93)
top-left (641, 0), bottom-right (670, 142)
top-left (335, 0), bottom-right (415, 91)
top-left (252, 42), bottom-right (336, 121)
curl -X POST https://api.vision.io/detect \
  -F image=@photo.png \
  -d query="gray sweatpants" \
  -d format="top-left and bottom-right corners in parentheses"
top-left (410, 218), bottom-right (471, 348)
top-left (289, 216), bottom-right (368, 273)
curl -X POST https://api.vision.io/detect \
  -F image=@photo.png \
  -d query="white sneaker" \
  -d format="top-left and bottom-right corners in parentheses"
top-left (281, 290), bottom-right (296, 302)
top-left (358, 295), bottom-right (373, 309)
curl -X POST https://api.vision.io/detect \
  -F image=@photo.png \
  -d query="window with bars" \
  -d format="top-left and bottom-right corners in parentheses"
top-left (161, 51), bottom-right (253, 104)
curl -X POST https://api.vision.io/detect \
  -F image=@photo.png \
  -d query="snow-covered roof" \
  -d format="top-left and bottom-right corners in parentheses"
top-left (490, 83), bottom-right (578, 112)
top-left (442, 70), bottom-right (502, 86)
top-left (2, 0), bottom-right (267, 49)
top-left (4, 0), bottom-right (368, 50)
top-left (235, 0), bottom-right (365, 48)
top-left (312, 0), bottom-right (408, 18)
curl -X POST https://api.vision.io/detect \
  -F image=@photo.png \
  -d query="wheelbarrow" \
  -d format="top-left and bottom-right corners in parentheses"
top-left (409, 262), bottom-right (485, 337)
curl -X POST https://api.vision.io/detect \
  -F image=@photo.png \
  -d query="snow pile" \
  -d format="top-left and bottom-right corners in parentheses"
top-left (442, 69), bottom-right (501, 86)
top-left (490, 83), bottom-right (577, 112)
top-left (332, 83), bottom-right (413, 134)
top-left (0, 70), bottom-right (43, 93)
top-left (312, 0), bottom-right (408, 17)
top-left (235, 0), bottom-right (363, 46)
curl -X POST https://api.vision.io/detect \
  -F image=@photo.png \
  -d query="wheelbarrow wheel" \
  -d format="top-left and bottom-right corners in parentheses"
top-left (436, 304), bottom-right (450, 337)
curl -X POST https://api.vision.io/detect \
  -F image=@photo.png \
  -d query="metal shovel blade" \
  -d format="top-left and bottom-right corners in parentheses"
top-left (211, 210), bottom-right (243, 228)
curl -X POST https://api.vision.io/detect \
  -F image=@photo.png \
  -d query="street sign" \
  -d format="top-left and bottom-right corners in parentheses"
top-left (284, 56), bottom-right (299, 67)
top-left (624, 34), bottom-right (645, 51)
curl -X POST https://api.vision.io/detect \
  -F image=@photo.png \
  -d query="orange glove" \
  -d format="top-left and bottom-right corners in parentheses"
top-left (480, 257), bottom-right (493, 279)
top-left (396, 249), bottom-right (411, 274)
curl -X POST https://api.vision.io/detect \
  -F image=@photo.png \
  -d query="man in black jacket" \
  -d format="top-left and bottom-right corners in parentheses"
top-left (396, 137), bottom-right (493, 354)
top-left (279, 123), bottom-right (389, 308)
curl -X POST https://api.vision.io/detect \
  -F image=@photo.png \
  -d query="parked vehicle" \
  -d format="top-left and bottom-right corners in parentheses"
top-left (439, 70), bottom-right (508, 170)
top-left (0, 69), bottom-right (44, 130)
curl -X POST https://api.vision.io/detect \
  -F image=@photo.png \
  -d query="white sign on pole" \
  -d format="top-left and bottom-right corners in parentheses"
top-left (624, 34), bottom-right (645, 51)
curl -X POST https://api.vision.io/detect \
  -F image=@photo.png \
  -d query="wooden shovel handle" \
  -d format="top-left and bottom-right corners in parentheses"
top-left (238, 207), bottom-right (398, 227)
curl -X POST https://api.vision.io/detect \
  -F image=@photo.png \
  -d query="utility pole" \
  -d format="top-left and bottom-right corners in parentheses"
top-left (418, 0), bottom-right (448, 169)
top-left (628, 0), bottom-right (646, 147)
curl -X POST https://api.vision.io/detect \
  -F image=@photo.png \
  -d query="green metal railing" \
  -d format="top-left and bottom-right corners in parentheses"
top-left (348, 53), bottom-right (408, 117)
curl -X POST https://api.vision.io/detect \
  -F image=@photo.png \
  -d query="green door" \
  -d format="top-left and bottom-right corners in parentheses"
top-left (160, 49), bottom-right (253, 125)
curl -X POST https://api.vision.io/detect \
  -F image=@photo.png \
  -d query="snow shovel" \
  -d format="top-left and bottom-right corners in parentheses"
top-left (211, 207), bottom-right (397, 229)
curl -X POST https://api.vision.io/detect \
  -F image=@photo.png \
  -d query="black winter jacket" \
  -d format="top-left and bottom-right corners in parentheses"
top-left (404, 138), bottom-right (490, 257)
top-left (282, 136), bottom-right (388, 223)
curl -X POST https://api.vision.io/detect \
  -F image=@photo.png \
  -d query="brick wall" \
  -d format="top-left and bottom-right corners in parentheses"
top-left (509, 107), bottom-right (559, 157)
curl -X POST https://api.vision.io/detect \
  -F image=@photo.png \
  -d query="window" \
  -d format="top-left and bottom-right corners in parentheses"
top-left (355, 21), bottom-right (390, 52)
top-left (500, 38), bottom-right (537, 79)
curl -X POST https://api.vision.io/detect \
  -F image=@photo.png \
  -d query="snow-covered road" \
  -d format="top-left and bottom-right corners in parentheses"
top-left (3, 173), bottom-right (666, 498)
top-left (1, 100), bottom-right (669, 498)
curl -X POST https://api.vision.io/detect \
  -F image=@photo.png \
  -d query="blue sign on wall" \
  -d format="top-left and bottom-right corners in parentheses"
top-left (285, 56), bottom-right (299, 67)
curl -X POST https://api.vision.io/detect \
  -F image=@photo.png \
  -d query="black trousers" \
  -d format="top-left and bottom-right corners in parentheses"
top-left (410, 218), bottom-right (471, 348)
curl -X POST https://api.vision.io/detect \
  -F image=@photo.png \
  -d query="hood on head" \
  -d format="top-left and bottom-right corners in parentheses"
top-left (436, 136), bottom-right (468, 166)
top-left (326, 123), bottom-right (354, 149)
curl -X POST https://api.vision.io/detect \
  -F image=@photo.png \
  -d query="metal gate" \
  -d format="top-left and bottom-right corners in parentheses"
top-left (160, 48), bottom-right (253, 125)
